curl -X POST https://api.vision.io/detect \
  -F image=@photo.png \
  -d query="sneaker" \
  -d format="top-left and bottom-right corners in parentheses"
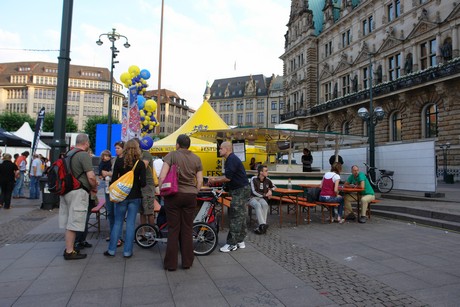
top-left (254, 227), bottom-right (263, 235)
top-left (358, 216), bottom-right (367, 224)
top-left (237, 242), bottom-right (246, 249)
top-left (220, 244), bottom-right (238, 252)
top-left (64, 250), bottom-right (87, 260)
top-left (261, 224), bottom-right (269, 233)
top-left (81, 241), bottom-right (92, 248)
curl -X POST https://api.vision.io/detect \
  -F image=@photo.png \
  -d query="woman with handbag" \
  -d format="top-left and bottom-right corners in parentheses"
top-left (0, 154), bottom-right (19, 209)
top-left (159, 134), bottom-right (203, 271)
top-left (104, 139), bottom-right (146, 258)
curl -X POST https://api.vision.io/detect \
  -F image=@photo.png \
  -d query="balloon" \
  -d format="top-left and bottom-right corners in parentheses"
top-left (139, 136), bottom-right (154, 150)
top-left (137, 95), bottom-right (146, 109)
top-left (140, 69), bottom-right (151, 80)
top-left (128, 65), bottom-right (140, 76)
top-left (144, 99), bottom-right (157, 112)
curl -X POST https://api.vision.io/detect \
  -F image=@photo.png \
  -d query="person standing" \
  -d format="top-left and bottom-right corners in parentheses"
top-left (344, 165), bottom-right (375, 223)
top-left (208, 141), bottom-right (251, 253)
top-left (12, 151), bottom-right (29, 198)
top-left (159, 134), bottom-right (203, 271)
top-left (0, 154), bottom-right (19, 209)
top-left (319, 162), bottom-right (345, 223)
top-left (249, 164), bottom-right (276, 234)
top-left (59, 134), bottom-right (97, 260)
top-left (104, 139), bottom-right (146, 258)
top-left (137, 140), bottom-right (157, 227)
top-left (29, 154), bottom-right (44, 199)
top-left (301, 148), bottom-right (313, 172)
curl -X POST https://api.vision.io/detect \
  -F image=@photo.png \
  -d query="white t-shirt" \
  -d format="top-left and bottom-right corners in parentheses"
top-left (153, 158), bottom-right (163, 176)
top-left (31, 157), bottom-right (44, 177)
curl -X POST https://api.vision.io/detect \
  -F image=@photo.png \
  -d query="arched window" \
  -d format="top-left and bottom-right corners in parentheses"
top-left (342, 121), bottom-right (350, 135)
top-left (390, 111), bottom-right (402, 141)
top-left (423, 104), bottom-right (438, 138)
top-left (324, 124), bottom-right (332, 132)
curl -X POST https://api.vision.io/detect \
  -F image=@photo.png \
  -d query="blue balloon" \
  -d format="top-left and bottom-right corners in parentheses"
top-left (139, 136), bottom-right (154, 150)
top-left (137, 95), bottom-right (146, 109)
top-left (140, 69), bottom-right (151, 80)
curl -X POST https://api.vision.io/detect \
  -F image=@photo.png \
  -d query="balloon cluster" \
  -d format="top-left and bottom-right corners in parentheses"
top-left (119, 65), bottom-right (160, 137)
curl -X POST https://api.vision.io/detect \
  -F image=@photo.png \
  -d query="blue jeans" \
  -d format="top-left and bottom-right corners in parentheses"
top-left (13, 172), bottom-right (25, 197)
top-left (107, 198), bottom-right (141, 256)
top-left (29, 176), bottom-right (40, 199)
top-left (319, 195), bottom-right (344, 217)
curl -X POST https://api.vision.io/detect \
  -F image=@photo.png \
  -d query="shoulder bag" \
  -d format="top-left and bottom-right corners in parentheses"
top-left (160, 153), bottom-right (179, 196)
top-left (109, 160), bottom-right (139, 203)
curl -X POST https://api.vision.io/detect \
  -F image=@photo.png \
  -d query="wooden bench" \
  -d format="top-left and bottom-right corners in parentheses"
top-left (315, 201), bottom-right (340, 224)
top-left (218, 195), bottom-right (258, 228)
top-left (269, 195), bottom-right (302, 215)
top-left (88, 199), bottom-right (106, 234)
top-left (296, 200), bottom-right (317, 225)
top-left (367, 199), bottom-right (381, 219)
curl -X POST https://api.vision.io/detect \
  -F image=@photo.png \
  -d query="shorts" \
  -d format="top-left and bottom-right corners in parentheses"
top-left (59, 189), bottom-right (89, 232)
top-left (140, 186), bottom-right (155, 215)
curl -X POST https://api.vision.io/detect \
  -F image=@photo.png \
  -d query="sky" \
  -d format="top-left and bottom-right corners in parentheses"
top-left (0, 0), bottom-right (290, 110)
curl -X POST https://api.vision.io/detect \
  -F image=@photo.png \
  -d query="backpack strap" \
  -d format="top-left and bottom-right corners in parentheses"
top-left (65, 148), bottom-right (89, 191)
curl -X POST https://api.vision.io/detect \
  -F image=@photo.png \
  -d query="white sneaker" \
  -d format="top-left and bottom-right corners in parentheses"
top-left (220, 244), bottom-right (237, 252)
top-left (237, 242), bottom-right (246, 249)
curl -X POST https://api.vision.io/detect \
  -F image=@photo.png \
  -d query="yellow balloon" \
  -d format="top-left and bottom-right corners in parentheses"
top-left (144, 99), bottom-right (157, 112)
top-left (149, 124), bottom-right (154, 129)
top-left (120, 72), bottom-right (131, 83)
top-left (146, 111), bottom-right (152, 117)
top-left (128, 65), bottom-right (140, 76)
top-left (141, 79), bottom-right (147, 84)
top-left (143, 120), bottom-right (149, 126)
top-left (139, 110), bottom-right (145, 117)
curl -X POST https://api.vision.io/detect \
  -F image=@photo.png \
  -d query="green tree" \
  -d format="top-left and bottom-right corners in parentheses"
top-left (43, 113), bottom-right (78, 133)
top-left (0, 112), bottom-right (35, 131)
top-left (84, 115), bottom-right (120, 152)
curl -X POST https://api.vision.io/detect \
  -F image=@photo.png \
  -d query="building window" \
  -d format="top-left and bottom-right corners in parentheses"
top-left (420, 40), bottom-right (438, 70)
top-left (388, 53), bottom-right (401, 81)
top-left (424, 104), bottom-right (438, 138)
top-left (363, 67), bottom-right (369, 89)
top-left (324, 82), bottom-right (332, 102)
top-left (257, 112), bottom-right (264, 124)
top-left (341, 29), bottom-right (351, 48)
top-left (246, 101), bottom-right (253, 110)
top-left (245, 113), bottom-right (253, 125)
top-left (324, 125), bottom-right (332, 132)
top-left (271, 114), bottom-right (277, 123)
top-left (271, 101), bottom-right (277, 110)
top-left (257, 100), bottom-right (264, 110)
top-left (342, 75), bottom-right (350, 96)
top-left (237, 113), bottom-right (243, 125)
top-left (362, 16), bottom-right (373, 36)
top-left (324, 41), bottom-right (333, 57)
top-left (390, 111), bottom-right (402, 141)
top-left (342, 122), bottom-right (350, 135)
top-left (388, 0), bottom-right (400, 22)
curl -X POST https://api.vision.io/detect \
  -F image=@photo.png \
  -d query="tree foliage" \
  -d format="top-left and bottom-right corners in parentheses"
top-left (0, 112), bottom-right (35, 131)
top-left (84, 115), bottom-right (120, 152)
top-left (43, 113), bottom-right (78, 133)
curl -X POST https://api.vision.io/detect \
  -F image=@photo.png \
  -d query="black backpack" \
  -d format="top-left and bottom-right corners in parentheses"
top-left (306, 187), bottom-right (321, 203)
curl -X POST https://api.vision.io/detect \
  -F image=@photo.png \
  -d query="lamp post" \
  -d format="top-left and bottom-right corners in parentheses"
top-left (96, 28), bottom-right (130, 150)
top-left (439, 143), bottom-right (450, 183)
top-left (358, 54), bottom-right (385, 182)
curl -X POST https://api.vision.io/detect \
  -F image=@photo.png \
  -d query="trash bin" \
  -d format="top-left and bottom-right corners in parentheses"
top-left (40, 176), bottom-right (60, 210)
top-left (445, 174), bottom-right (454, 184)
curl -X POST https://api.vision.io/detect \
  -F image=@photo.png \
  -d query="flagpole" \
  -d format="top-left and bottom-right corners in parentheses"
top-left (156, 0), bottom-right (164, 135)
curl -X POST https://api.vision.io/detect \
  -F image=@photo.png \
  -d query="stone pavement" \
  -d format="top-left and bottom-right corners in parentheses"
top-left (0, 184), bottom-right (459, 307)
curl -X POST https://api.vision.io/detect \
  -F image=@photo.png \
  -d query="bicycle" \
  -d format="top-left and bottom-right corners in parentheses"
top-left (363, 162), bottom-right (394, 193)
top-left (134, 187), bottom-right (222, 256)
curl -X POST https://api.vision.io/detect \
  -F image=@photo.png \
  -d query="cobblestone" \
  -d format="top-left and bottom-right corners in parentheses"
top-left (246, 228), bottom-right (428, 306)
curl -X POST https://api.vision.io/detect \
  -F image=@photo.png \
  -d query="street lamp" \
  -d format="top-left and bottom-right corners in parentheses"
top-left (96, 28), bottom-right (130, 150)
top-left (439, 143), bottom-right (451, 183)
top-left (358, 54), bottom-right (385, 182)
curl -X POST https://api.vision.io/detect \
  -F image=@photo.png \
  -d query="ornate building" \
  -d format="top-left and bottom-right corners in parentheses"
top-left (0, 61), bottom-right (124, 131)
top-left (144, 89), bottom-right (193, 136)
top-left (207, 74), bottom-right (284, 128)
top-left (281, 0), bottom-right (460, 179)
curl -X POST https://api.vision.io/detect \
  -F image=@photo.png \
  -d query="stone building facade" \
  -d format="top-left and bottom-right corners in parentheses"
top-left (0, 61), bottom-right (124, 131)
top-left (208, 74), bottom-right (284, 128)
top-left (281, 0), bottom-right (460, 179)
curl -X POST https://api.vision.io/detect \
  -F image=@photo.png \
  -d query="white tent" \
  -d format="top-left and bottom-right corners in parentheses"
top-left (13, 122), bottom-right (50, 157)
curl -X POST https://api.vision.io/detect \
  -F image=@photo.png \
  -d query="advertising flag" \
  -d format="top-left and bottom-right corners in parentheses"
top-left (31, 107), bottom-right (45, 156)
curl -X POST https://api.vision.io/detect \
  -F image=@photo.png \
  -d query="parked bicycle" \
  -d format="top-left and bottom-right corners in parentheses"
top-left (134, 187), bottom-right (222, 256)
top-left (363, 162), bottom-right (394, 193)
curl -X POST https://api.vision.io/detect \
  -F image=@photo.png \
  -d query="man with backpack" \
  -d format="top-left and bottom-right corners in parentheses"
top-left (57, 134), bottom-right (97, 260)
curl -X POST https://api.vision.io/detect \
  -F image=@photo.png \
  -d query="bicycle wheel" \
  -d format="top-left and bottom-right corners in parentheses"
top-left (135, 224), bottom-right (160, 248)
top-left (192, 222), bottom-right (218, 256)
top-left (377, 176), bottom-right (393, 193)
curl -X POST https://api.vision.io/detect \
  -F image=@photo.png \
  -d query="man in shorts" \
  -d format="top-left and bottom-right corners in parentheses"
top-left (59, 134), bottom-right (97, 260)
top-left (139, 148), bottom-right (158, 226)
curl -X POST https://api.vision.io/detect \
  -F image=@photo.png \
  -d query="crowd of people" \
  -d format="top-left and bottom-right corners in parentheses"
top-left (1, 139), bottom-right (374, 266)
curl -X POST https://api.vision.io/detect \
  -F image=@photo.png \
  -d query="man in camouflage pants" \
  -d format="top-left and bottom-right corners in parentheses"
top-left (208, 141), bottom-right (251, 252)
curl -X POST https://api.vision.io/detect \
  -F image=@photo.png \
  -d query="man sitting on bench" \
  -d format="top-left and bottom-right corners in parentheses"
top-left (344, 165), bottom-right (375, 223)
top-left (249, 164), bottom-right (276, 234)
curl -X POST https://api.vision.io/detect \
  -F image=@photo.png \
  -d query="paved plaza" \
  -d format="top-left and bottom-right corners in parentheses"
top-left (0, 185), bottom-right (459, 306)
